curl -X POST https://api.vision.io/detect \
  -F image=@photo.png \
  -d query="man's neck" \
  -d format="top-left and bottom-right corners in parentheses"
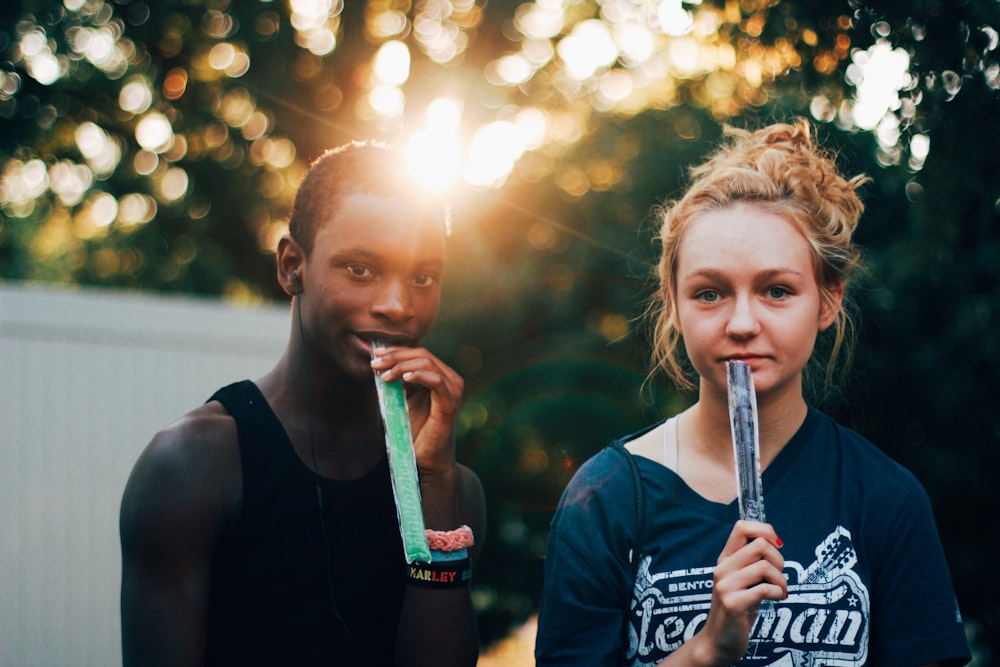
top-left (256, 349), bottom-right (387, 479)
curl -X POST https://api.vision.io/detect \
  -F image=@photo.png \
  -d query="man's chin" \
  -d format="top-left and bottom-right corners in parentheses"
top-left (342, 357), bottom-right (376, 384)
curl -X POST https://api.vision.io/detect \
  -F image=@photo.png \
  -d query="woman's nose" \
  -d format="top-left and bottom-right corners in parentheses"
top-left (725, 295), bottom-right (761, 339)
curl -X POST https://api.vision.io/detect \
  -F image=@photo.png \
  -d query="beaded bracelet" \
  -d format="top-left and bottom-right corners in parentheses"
top-left (425, 525), bottom-right (474, 552)
top-left (406, 558), bottom-right (472, 589)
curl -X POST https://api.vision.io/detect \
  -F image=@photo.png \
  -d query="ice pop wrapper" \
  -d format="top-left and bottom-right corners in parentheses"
top-left (726, 359), bottom-right (775, 616)
top-left (726, 360), bottom-right (766, 523)
top-left (372, 341), bottom-right (431, 564)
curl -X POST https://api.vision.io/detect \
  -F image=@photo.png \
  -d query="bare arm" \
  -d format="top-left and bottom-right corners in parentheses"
top-left (371, 346), bottom-right (486, 667)
top-left (119, 405), bottom-right (240, 667)
top-left (395, 463), bottom-right (486, 667)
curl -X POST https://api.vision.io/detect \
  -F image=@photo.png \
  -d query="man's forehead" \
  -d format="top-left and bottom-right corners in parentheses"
top-left (326, 191), bottom-right (448, 233)
top-left (316, 192), bottom-right (447, 247)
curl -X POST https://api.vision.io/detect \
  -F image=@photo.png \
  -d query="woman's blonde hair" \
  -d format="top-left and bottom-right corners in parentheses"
top-left (649, 119), bottom-right (870, 393)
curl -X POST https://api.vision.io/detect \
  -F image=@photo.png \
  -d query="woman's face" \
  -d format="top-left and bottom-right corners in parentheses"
top-left (673, 202), bottom-right (840, 403)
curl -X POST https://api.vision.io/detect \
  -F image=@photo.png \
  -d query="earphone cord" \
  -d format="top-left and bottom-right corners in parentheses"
top-left (296, 293), bottom-right (361, 667)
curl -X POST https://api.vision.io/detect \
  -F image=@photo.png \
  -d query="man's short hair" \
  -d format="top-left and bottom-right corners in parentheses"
top-left (288, 141), bottom-right (451, 256)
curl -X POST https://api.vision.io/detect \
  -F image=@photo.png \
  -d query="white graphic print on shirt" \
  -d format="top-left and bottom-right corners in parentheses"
top-left (626, 526), bottom-right (869, 666)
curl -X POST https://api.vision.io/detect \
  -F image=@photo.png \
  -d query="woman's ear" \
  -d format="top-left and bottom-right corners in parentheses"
top-left (667, 295), bottom-right (682, 337)
top-left (819, 281), bottom-right (845, 331)
top-left (276, 234), bottom-right (305, 296)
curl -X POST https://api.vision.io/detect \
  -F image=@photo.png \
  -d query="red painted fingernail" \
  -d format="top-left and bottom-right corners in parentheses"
top-left (776, 536), bottom-right (784, 548)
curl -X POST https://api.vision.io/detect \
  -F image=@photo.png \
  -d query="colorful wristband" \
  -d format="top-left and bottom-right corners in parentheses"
top-left (430, 547), bottom-right (469, 563)
top-left (406, 558), bottom-right (472, 589)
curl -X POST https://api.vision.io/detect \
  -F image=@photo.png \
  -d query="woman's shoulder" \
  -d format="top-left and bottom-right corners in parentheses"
top-left (811, 409), bottom-right (925, 491)
top-left (567, 445), bottom-right (632, 490)
top-left (556, 425), bottom-right (661, 511)
top-left (623, 418), bottom-right (672, 465)
top-left (574, 419), bottom-right (672, 477)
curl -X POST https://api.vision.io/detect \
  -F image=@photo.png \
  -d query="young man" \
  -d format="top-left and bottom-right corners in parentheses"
top-left (120, 142), bottom-right (486, 667)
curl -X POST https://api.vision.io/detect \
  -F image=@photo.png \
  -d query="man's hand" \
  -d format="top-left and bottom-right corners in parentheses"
top-left (370, 345), bottom-right (464, 476)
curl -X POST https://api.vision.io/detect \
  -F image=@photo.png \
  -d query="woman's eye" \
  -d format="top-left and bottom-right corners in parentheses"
top-left (696, 290), bottom-right (720, 303)
top-left (766, 286), bottom-right (790, 299)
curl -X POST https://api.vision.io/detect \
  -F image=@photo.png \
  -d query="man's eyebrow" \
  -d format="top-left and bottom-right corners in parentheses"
top-left (329, 248), bottom-right (445, 269)
top-left (329, 247), bottom-right (382, 261)
top-left (416, 258), bottom-right (445, 269)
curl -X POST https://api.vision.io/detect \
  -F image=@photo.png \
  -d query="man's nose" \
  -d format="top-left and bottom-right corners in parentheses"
top-left (371, 279), bottom-right (414, 322)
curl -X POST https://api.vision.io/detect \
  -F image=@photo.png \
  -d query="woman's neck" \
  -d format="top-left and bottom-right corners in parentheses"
top-left (690, 378), bottom-right (808, 471)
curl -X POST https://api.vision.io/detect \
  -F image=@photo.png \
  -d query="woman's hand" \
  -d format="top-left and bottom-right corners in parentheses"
top-left (684, 520), bottom-right (787, 666)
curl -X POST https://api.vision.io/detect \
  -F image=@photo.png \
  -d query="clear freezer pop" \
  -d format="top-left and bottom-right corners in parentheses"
top-left (726, 359), bottom-right (775, 616)
top-left (726, 360), bottom-right (766, 523)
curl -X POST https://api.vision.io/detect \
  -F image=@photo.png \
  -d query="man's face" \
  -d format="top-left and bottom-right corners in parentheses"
top-left (299, 192), bottom-right (446, 379)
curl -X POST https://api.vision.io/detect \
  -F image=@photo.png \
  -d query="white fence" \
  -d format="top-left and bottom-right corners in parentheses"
top-left (0, 281), bottom-right (289, 667)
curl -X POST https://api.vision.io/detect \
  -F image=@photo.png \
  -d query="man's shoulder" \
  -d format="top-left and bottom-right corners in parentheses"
top-left (121, 399), bottom-right (244, 552)
top-left (125, 401), bottom-right (242, 512)
top-left (146, 400), bottom-right (240, 468)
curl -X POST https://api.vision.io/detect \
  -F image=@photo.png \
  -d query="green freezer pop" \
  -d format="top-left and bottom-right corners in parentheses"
top-left (372, 341), bottom-right (432, 564)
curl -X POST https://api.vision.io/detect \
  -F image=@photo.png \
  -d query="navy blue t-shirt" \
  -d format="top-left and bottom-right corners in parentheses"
top-left (535, 409), bottom-right (970, 666)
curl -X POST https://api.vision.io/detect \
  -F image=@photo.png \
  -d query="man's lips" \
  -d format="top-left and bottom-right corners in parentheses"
top-left (354, 332), bottom-right (413, 354)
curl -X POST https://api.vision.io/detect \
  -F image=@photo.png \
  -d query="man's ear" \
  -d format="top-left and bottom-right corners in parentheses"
top-left (819, 281), bottom-right (845, 331)
top-left (277, 234), bottom-right (305, 296)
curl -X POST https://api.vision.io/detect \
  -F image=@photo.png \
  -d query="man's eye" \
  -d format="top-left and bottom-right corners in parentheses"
top-left (346, 264), bottom-right (372, 279)
top-left (414, 274), bottom-right (437, 288)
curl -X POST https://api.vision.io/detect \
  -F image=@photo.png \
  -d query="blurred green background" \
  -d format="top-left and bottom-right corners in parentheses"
top-left (2, 0), bottom-right (997, 661)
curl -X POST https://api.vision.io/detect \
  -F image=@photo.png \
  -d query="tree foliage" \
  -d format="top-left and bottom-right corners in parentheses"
top-left (2, 0), bottom-right (998, 657)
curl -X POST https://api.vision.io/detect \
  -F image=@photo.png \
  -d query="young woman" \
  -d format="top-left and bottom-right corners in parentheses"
top-left (535, 121), bottom-right (970, 667)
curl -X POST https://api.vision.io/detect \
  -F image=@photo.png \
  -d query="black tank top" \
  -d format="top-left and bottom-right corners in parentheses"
top-left (205, 380), bottom-right (405, 666)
